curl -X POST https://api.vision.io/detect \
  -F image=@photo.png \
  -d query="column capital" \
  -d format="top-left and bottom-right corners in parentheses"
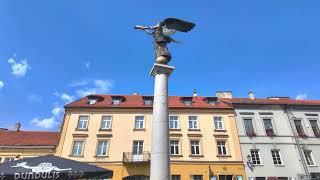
top-left (150, 63), bottom-right (175, 77)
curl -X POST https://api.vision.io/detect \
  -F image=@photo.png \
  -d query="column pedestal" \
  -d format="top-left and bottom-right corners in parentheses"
top-left (150, 63), bottom-right (175, 180)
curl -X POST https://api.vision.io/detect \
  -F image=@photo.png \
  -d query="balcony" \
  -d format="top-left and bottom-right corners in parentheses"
top-left (123, 151), bottom-right (150, 164)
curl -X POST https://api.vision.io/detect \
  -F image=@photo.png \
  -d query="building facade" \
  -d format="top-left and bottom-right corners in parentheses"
top-left (0, 130), bottom-right (58, 163)
top-left (224, 94), bottom-right (320, 180)
top-left (55, 94), bottom-right (246, 180)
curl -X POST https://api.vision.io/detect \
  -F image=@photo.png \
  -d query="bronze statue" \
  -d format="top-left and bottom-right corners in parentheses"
top-left (135, 18), bottom-right (195, 64)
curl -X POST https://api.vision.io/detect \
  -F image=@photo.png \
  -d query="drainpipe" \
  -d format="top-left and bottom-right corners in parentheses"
top-left (284, 105), bottom-right (310, 178)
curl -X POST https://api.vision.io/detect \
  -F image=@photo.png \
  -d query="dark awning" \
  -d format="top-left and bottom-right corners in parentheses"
top-left (0, 155), bottom-right (113, 180)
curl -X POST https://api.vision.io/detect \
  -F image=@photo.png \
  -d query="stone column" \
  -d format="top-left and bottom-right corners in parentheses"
top-left (150, 63), bottom-right (174, 180)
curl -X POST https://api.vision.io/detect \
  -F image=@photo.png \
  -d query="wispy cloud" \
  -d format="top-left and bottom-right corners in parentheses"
top-left (0, 81), bottom-right (4, 91)
top-left (31, 105), bottom-right (62, 129)
top-left (76, 79), bottom-right (113, 97)
top-left (296, 93), bottom-right (308, 100)
top-left (8, 55), bottom-right (31, 78)
top-left (31, 117), bottom-right (57, 129)
top-left (60, 93), bottom-right (75, 103)
top-left (27, 94), bottom-right (42, 103)
top-left (68, 80), bottom-right (88, 87)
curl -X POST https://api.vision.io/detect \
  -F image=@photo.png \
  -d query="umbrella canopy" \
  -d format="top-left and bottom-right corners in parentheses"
top-left (0, 155), bottom-right (112, 180)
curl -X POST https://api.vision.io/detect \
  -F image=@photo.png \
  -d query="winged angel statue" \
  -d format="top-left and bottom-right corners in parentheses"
top-left (135, 18), bottom-right (195, 64)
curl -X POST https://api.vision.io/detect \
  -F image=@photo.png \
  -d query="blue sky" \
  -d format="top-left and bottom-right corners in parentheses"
top-left (0, 1), bottom-right (319, 130)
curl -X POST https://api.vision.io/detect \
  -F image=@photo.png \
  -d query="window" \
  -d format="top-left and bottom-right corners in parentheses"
top-left (143, 97), bottom-right (153, 105)
top-left (101, 116), bottom-right (112, 130)
top-left (71, 140), bottom-right (84, 156)
top-left (271, 150), bottom-right (283, 165)
top-left (172, 175), bottom-right (181, 180)
top-left (189, 116), bottom-right (198, 129)
top-left (77, 116), bottom-right (88, 129)
top-left (214, 116), bottom-right (223, 130)
top-left (219, 175), bottom-right (233, 180)
top-left (191, 175), bottom-right (203, 180)
top-left (112, 97), bottom-right (122, 105)
top-left (294, 120), bottom-right (306, 136)
top-left (169, 116), bottom-right (179, 129)
top-left (243, 118), bottom-right (255, 136)
top-left (88, 99), bottom-right (97, 105)
top-left (190, 140), bottom-right (200, 155)
top-left (97, 140), bottom-right (108, 157)
top-left (135, 116), bottom-right (145, 129)
top-left (217, 140), bottom-right (227, 155)
top-left (263, 118), bottom-right (275, 136)
top-left (304, 150), bottom-right (316, 166)
top-left (309, 119), bottom-right (320, 136)
top-left (170, 140), bottom-right (180, 155)
top-left (250, 149), bottom-right (261, 165)
top-left (133, 141), bottom-right (144, 155)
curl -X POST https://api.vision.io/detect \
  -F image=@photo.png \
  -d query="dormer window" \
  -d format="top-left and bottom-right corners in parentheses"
top-left (181, 97), bottom-right (193, 106)
top-left (143, 96), bottom-right (153, 106)
top-left (111, 96), bottom-right (124, 105)
top-left (206, 97), bottom-right (217, 106)
top-left (87, 95), bottom-right (104, 105)
top-left (89, 99), bottom-right (97, 105)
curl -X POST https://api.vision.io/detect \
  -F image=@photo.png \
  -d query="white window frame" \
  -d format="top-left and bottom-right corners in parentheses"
top-left (77, 116), bottom-right (89, 129)
top-left (189, 116), bottom-right (199, 129)
top-left (190, 139), bottom-right (201, 155)
top-left (304, 150), bottom-right (316, 166)
top-left (214, 116), bottom-right (224, 130)
top-left (101, 116), bottom-right (112, 130)
top-left (112, 98), bottom-right (121, 105)
top-left (71, 140), bottom-right (85, 156)
top-left (216, 140), bottom-right (227, 156)
top-left (134, 116), bottom-right (145, 129)
top-left (169, 115), bottom-right (180, 129)
top-left (250, 149), bottom-right (262, 165)
top-left (96, 140), bottom-right (109, 157)
top-left (132, 141), bottom-right (144, 155)
top-left (271, 149), bottom-right (283, 165)
top-left (170, 140), bottom-right (180, 155)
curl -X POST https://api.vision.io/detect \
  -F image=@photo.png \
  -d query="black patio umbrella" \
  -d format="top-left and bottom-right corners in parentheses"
top-left (0, 155), bottom-right (113, 180)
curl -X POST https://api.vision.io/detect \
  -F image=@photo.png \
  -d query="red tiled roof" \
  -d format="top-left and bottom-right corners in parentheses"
top-left (65, 94), bottom-right (232, 109)
top-left (0, 131), bottom-right (58, 146)
top-left (222, 98), bottom-right (320, 106)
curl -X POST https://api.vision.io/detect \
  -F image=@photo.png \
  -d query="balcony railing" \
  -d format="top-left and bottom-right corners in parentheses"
top-left (123, 151), bottom-right (150, 163)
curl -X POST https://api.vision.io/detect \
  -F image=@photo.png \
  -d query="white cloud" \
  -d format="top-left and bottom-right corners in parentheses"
top-left (51, 106), bottom-right (62, 117)
top-left (31, 117), bottom-right (58, 129)
top-left (60, 93), bottom-right (75, 103)
top-left (0, 81), bottom-right (4, 90)
top-left (8, 56), bottom-right (31, 77)
top-left (76, 79), bottom-right (113, 97)
top-left (27, 94), bottom-right (42, 103)
top-left (31, 104), bottom-right (63, 129)
top-left (296, 93), bottom-right (308, 100)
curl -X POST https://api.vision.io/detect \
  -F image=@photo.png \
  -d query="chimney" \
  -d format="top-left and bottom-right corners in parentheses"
top-left (248, 91), bottom-right (255, 100)
top-left (14, 122), bottom-right (21, 131)
top-left (216, 91), bottom-right (232, 99)
top-left (193, 89), bottom-right (197, 97)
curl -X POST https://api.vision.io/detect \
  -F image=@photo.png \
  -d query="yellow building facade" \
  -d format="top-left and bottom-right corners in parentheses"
top-left (55, 94), bottom-right (245, 180)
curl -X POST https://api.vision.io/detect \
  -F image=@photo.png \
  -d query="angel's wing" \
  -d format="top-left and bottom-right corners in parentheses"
top-left (160, 18), bottom-right (195, 33)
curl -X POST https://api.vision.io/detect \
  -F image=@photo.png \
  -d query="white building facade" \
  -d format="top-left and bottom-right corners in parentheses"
top-left (224, 95), bottom-right (320, 180)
